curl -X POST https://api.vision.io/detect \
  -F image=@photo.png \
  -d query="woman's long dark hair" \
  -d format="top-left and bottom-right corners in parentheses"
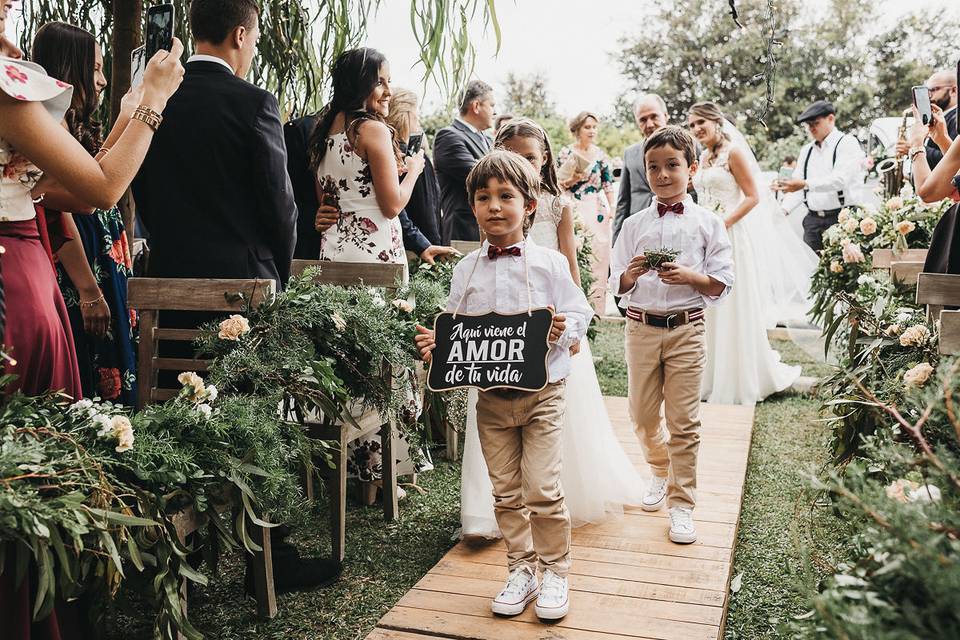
top-left (32, 21), bottom-right (102, 156)
top-left (307, 47), bottom-right (397, 170)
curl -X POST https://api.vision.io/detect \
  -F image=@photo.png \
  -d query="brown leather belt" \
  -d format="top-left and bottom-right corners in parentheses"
top-left (626, 307), bottom-right (704, 329)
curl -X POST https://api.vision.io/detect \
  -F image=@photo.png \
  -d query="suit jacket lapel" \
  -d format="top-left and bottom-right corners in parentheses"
top-left (453, 120), bottom-right (487, 158)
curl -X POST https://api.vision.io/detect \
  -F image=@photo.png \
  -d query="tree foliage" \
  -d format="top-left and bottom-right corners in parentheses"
top-left (18, 0), bottom-right (501, 118)
top-left (616, 0), bottom-right (960, 165)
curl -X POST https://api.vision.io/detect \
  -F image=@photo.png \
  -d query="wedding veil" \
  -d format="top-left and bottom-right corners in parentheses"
top-left (720, 120), bottom-right (821, 330)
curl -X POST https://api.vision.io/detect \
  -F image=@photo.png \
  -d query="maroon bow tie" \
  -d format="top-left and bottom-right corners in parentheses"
top-left (488, 245), bottom-right (522, 260)
top-left (657, 201), bottom-right (684, 217)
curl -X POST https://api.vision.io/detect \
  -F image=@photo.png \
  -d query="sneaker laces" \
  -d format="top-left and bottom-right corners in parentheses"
top-left (670, 507), bottom-right (693, 532)
top-left (500, 568), bottom-right (533, 598)
top-left (646, 476), bottom-right (667, 496)
top-left (540, 570), bottom-right (565, 599)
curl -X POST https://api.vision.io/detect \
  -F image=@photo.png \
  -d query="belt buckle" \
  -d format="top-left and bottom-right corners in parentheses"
top-left (665, 313), bottom-right (679, 329)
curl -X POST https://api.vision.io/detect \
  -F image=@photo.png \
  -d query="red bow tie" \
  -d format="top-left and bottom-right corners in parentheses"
top-left (488, 245), bottom-right (522, 260)
top-left (657, 201), bottom-right (684, 217)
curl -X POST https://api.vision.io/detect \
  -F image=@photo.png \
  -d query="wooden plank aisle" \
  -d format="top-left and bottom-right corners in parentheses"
top-left (368, 397), bottom-right (754, 640)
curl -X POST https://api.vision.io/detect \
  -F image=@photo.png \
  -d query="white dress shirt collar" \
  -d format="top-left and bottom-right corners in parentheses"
top-left (455, 117), bottom-right (484, 136)
top-left (815, 127), bottom-right (842, 149)
top-left (187, 53), bottom-right (234, 74)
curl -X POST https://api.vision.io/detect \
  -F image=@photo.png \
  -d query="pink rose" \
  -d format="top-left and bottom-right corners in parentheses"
top-left (841, 242), bottom-right (864, 264)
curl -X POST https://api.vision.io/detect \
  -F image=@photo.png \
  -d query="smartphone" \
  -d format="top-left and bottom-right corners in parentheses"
top-left (778, 166), bottom-right (794, 180)
top-left (130, 45), bottom-right (146, 87)
top-left (145, 4), bottom-right (175, 60)
top-left (406, 133), bottom-right (424, 156)
top-left (913, 85), bottom-right (932, 126)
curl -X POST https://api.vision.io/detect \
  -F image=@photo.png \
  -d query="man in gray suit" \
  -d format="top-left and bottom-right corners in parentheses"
top-left (613, 94), bottom-right (670, 246)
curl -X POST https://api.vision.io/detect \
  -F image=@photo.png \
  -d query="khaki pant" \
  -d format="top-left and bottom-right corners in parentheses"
top-left (475, 382), bottom-right (571, 577)
top-left (624, 318), bottom-right (705, 509)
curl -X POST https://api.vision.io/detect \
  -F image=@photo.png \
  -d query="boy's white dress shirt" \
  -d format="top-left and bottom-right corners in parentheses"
top-left (609, 195), bottom-right (734, 313)
top-left (446, 237), bottom-right (593, 383)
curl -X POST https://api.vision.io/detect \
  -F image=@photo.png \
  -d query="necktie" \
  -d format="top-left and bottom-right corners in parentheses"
top-left (657, 201), bottom-right (684, 217)
top-left (487, 245), bottom-right (522, 260)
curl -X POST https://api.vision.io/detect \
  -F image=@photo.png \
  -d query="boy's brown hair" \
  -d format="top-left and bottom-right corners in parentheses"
top-left (466, 150), bottom-right (542, 205)
top-left (643, 125), bottom-right (697, 166)
top-left (466, 150), bottom-right (542, 233)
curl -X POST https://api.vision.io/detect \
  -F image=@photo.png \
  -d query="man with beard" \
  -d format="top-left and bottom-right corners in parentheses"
top-left (897, 69), bottom-right (957, 169)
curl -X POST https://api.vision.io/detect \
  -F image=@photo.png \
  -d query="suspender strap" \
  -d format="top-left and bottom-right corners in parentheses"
top-left (802, 134), bottom-right (847, 210)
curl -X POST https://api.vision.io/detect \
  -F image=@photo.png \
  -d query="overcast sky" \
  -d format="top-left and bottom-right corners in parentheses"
top-left (6, 0), bottom-right (953, 118)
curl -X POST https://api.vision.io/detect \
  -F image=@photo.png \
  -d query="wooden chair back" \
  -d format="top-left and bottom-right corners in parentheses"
top-left (917, 273), bottom-right (960, 355)
top-left (128, 277), bottom-right (275, 409)
top-left (872, 248), bottom-right (928, 269)
top-left (290, 259), bottom-right (404, 292)
top-left (890, 261), bottom-right (924, 287)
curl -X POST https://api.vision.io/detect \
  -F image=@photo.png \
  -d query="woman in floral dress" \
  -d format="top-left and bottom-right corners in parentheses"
top-left (308, 48), bottom-right (424, 274)
top-left (558, 111), bottom-right (616, 313)
top-left (306, 48), bottom-right (428, 490)
top-left (33, 22), bottom-right (137, 406)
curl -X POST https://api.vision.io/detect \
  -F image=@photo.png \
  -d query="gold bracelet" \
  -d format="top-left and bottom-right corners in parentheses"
top-left (131, 105), bottom-right (163, 131)
top-left (79, 293), bottom-right (106, 308)
top-left (910, 148), bottom-right (926, 161)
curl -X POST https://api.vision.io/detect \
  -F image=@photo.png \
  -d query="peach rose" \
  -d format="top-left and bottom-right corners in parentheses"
top-left (392, 299), bottom-right (414, 313)
top-left (898, 325), bottom-right (930, 347)
top-left (859, 218), bottom-right (877, 235)
top-left (886, 196), bottom-right (904, 210)
top-left (218, 314), bottom-right (251, 340)
top-left (830, 260), bottom-right (843, 273)
top-left (883, 323), bottom-right (902, 337)
top-left (838, 208), bottom-right (851, 223)
top-left (843, 218), bottom-right (858, 233)
top-left (895, 220), bottom-right (916, 235)
top-left (903, 362), bottom-right (934, 387)
top-left (842, 242), bottom-right (865, 264)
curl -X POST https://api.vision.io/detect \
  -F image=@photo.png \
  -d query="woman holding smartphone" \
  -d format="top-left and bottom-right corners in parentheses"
top-left (0, 34), bottom-right (183, 639)
top-left (307, 48), bottom-right (424, 271)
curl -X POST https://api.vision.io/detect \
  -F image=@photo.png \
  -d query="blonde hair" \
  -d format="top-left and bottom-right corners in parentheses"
top-left (494, 117), bottom-right (561, 196)
top-left (688, 101), bottom-right (732, 149)
top-left (568, 110), bottom-right (599, 136)
top-left (466, 150), bottom-right (542, 234)
top-left (384, 87), bottom-right (419, 145)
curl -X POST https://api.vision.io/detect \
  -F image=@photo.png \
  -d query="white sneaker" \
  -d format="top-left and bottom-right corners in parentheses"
top-left (491, 567), bottom-right (539, 616)
top-left (668, 506), bottom-right (697, 544)
top-left (642, 476), bottom-right (668, 511)
top-left (535, 569), bottom-right (569, 620)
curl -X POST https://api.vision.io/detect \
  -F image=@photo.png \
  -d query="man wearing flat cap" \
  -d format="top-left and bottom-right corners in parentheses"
top-left (774, 99), bottom-right (866, 252)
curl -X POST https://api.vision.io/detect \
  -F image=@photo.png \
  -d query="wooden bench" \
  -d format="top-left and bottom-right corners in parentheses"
top-left (873, 249), bottom-right (928, 288)
top-left (289, 260), bottom-right (405, 562)
top-left (127, 277), bottom-right (279, 631)
top-left (917, 273), bottom-right (960, 355)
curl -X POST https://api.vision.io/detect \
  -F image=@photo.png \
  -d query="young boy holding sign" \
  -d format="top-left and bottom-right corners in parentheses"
top-left (416, 150), bottom-right (593, 620)
top-left (609, 126), bottom-right (734, 544)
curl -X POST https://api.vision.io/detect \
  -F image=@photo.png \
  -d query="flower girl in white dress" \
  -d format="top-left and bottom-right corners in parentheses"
top-left (459, 119), bottom-right (644, 537)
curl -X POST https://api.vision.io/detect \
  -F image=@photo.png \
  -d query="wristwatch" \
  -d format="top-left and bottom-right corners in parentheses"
top-left (909, 146), bottom-right (925, 160)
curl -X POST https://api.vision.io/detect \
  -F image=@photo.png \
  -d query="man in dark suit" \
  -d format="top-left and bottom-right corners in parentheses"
top-left (434, 79), bottom-right (496, 243)
top-left (133, 0), bottom-right (335, 593)
top-left (134, 0), bottom-right (296, 287)
top-left (613, 94), bottom-right (669, 247)
top-left (897, 70), bottom-right (958, 170)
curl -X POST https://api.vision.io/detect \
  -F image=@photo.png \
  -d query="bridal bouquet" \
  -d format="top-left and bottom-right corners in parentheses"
top-left (642, 248), bottom-right (682, 272)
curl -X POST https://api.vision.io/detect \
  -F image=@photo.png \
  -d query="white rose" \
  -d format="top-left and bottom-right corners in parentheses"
top-left (111, 415), bottom-right (134, 453)
top-left (857, 275), bottom-right (875, 286)
top-left (907, 484), bottom-right (942, 503)
top-left (331, 312), bottom-right (347, 332)
top-left (197, 403), bottom-right (213, 419)
top-left (204, 384), bottom-right (218, 403)
top-left (903, 362), bottom-right (934, 388)
top-left (859, 218), bottom-right (877, 235)
top-left (843, 218), bottom-right (858, 233)
top-left (93, 414), bottom-right (113, 437)
top-left (842, 242), bottom-right (865, 264)
top-left (899, 325), bottom-right (930, 347)
top-left (218, 314), bottom-right (251, 341)
top-left (838, 208), bottom-right (851, 223)
top-left (900, 183), bottom-right (914, 199)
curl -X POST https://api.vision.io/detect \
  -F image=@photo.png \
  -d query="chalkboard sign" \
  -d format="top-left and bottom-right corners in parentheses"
top-left (427, 308), bottom-right (554, 392)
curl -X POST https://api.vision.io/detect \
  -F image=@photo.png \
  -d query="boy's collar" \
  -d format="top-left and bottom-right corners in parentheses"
top-left (653, 194), bottom-right (694, 209)
top-left (481, 237), bottom-right (535, 254)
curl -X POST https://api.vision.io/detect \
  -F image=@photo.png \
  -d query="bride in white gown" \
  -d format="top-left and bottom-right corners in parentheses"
top-left (687, 102), bottom-right (814, 406)
top-left (460, 119), bottom-right (644, 537)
